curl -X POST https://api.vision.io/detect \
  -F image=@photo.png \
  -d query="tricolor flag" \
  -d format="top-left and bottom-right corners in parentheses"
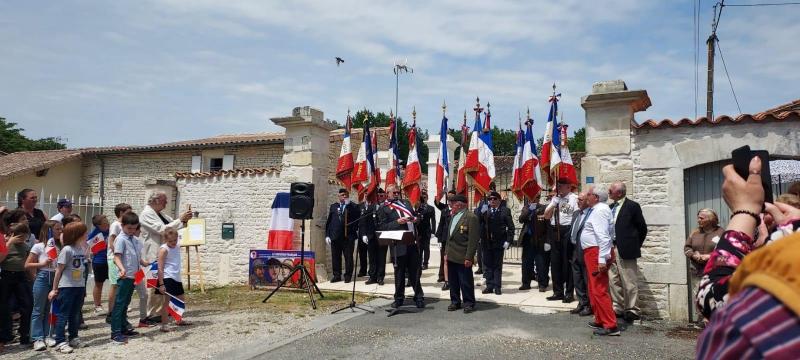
top-left (46, 245), bottom-right (58, 260)
top-left (540, 93), bottom-right (562, 185)
top-left (352, 120), bottom-right (378, 201)
top-left (146, 262), bottom-right (159, 288)
top-left (455, 112), bottom-right (470, 195)
top-left (167, 294), bottom-right (185, 322)
top-left (434, 113), bottom-right (450, 202)
top-left (511, 124), bottom-right (525, 201)
top-left (464, 101), bottom-right (495, 201)
top-left (403, 113), bottom-right (422, 207)
top-left (49, 298), bottom-right (60, 325)
top-left (335, 111), bottom-right (355, 190)
top-left (370, 129), bottom-right (381, 202)
top-left (521, 118), bottom-right (544, 200)
top-left (384, 112), bottom-right (400, 190)
top-left (90, 234), bottom-right (107, 255)
top-left (267, 192), bottom-right (294, 250)
top-left (558, 124), bottom-right (578, 185)
top-left (133, 268), bottom-right (145, 285)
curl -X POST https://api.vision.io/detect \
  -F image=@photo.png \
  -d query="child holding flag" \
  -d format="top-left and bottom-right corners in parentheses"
top-left (110, 212), bottom-right (150, 344)
top-left (25, 220), bottom-right (63, 351)
top-left (87, 214), bottom-right (110, 316)
top-left (156, 228), bottom-right (190, 331)
top-left (48, 221), bottom-right (89, 354)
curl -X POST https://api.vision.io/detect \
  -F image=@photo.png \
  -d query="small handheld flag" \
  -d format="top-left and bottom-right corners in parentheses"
top-left (90, 234), bottom-right (107, 255)
top-left (49, 298), bottom-right (60, 325)
top-left (46, 246), bottom-right (58, 261)
top-left (146, 262), bottom-right (159, 288)
top-left (133, 268), bottom-right (145, 285)
top-left (167, 294), bottom-right (185, 322)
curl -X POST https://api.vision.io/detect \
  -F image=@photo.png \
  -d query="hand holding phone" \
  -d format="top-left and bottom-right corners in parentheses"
top-left (725, 147), bottom-right (766, 214)
top-left (731, 146), bottom-right (773, 205)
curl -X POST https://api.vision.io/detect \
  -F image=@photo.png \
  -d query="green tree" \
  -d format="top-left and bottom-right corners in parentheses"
top-left (350, 109), bottom-right (429, 173)
top-left (0, 117), bottom-right (66, 153)
top-left (568, 127), bottom-right (585, 153)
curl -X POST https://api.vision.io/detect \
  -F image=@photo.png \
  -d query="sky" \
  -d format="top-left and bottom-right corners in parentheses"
top-left (1, 1), bottom-right (797, 148)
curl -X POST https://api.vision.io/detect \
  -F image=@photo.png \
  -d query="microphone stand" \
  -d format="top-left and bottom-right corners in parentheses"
top-left (332, 207), bottom-right (377, 314)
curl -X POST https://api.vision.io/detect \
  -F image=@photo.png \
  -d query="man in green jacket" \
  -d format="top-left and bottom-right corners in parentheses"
top-left (444, 194), bottom-right (480, 313)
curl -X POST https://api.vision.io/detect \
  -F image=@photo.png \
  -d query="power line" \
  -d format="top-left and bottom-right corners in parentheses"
top-left (724, 2), bottom-right (800, 6)
top-left (716, 40), bottom-right (743, 115)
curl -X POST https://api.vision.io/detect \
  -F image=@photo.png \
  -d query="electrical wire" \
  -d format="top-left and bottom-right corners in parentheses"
top-left (724, 2), bottom-right (800, 6)
top-left (716, 40), bottom-right (743, 115)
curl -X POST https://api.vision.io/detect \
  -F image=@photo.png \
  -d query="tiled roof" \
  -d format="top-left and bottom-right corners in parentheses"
top-left (174, 167), bottom-right (281, 179)
top-left (0, 150), bottom-right (83, 181)
top-left (81, 132), bottom-right (285, 154)
top-left (636, 99), bottom-right (800, 129)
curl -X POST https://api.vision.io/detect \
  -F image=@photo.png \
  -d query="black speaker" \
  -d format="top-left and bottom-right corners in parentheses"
top-left (289, 182), bottom-right (315, 219)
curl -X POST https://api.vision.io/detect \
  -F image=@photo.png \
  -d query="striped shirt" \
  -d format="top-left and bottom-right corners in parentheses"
top-left (696, 286), bottom-right (800, 359)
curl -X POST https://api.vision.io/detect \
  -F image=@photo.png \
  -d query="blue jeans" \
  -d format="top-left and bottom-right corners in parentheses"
top-left (31, 271), bottom-right (55, 341)
top-left (54, 287), bottom-right (84, 344)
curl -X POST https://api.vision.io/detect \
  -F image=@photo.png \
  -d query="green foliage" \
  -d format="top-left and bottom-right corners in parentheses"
top-left (349, 109), bottom-right (429, 173)
top-left (0, 117), bottom-right (67, 153)
top-left (568, 127), bottom-right (586, 153)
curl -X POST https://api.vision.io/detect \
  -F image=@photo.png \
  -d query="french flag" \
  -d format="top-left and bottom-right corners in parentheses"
top-left (455, 113), bottom-right (470, 195)
top-left (384, 113), bottom-right (400, 190)
top-left (146, 262), bottom-right (159, 288)
top-left (335, 111), bottom-right (355, 190)
top-left (267, 193), bottom-right (294, 250)
top-left (520, 117), bottom-right (544, 200)
top-left (133, 268), bottom-right (145, 285)
top-left (90, 234), bottom-right (106, 255)
top-left (540, 94), bottom-right (562, 185)
top-left (352, 120), bottom-right (377, 201)
top-left (435, 113), bottom-right (450, 202)
top-left (167, 295), bottom-right (185, 322)
top-left (49, 298), bottom-right (59, 325)
top-left (370, 129), bottom-right (381, 202)
top-left (511, 125), bottom-right (525, 201)
top-left (403, 117), bottom-right (422, 207)
top-left (464, 101), bottom-right (495, 201)
top-left (558, 124), bottom-right (578, 185)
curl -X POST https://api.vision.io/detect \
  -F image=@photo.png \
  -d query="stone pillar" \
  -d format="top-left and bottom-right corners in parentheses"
top-left (580, 80), bottom-right (651, 190)
top-left (271, 106), bottom-right (336, 279)
top-left (423, 133), bottom-right (458, 236)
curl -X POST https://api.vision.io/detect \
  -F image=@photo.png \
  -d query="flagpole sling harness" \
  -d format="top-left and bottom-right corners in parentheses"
top-left (331, 206), bottom-right (376, 314)
top-left (262, 218), bottom-right (324, 309)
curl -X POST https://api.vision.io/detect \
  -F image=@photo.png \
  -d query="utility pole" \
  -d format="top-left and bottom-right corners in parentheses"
top-left (706, 1), bottom-right (724, 120)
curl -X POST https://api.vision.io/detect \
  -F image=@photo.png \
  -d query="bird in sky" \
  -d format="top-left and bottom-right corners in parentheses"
top-left (335, 57), bottom-right (344, 66)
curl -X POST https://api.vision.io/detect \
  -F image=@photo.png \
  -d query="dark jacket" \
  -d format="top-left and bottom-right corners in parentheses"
top-left (325, 202), bottom-right (359, 244)
top-left (435, 206), bottom-right (451, 246)
top-left (376, 199), bottom-right (416, 257)
top-left (358, 202), bottom-right (381, 241)
top-left (445, 209), bottom-right (480, 264)
top-left (518, 204), bottom-right (536, 245)
top-left (479, 206), bottom-right (515, 249)
top-left (415, 203), bottom-right (436, 239)
top-left (533, 206), bottom-right (549, 250)
top-left (612, 198), bottom-right (648, 259)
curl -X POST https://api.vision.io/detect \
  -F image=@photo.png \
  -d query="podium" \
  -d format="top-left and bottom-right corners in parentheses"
top-left (376, 230), bottom-right (416, 246)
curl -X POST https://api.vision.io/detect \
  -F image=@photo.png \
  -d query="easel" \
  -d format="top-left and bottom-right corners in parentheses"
top-left (183, 245), bottom-right (206, 293)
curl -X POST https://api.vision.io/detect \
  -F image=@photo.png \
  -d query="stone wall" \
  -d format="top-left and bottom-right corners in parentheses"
top-left (176, 170), bottom-right (284, 285)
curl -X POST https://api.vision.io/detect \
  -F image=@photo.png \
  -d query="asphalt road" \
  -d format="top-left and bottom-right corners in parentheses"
top-left (252, 299), bottom-right (698, 360)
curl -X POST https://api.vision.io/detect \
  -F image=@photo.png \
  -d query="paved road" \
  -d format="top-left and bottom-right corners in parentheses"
top-left (247, 299), bottom-right (697, 360)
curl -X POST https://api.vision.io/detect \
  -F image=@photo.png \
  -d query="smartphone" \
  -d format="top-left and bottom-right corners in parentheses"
top-left (731, 145), bottom-right (773, 204)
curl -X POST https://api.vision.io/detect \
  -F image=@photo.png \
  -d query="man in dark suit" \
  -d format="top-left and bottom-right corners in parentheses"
top-left (325, 188), bottom-right (360, 283)
top-left (569, 192), bottom-right (593, 316)
top-left (608, 182), bottom-right (648, 323)
top-left (361, 188), bottom-right (388, 285)
top-left (518, 193), bottom-right (541, 291)
top-left (444, 194), bottom-right (479, 313)
top-left (415, 191), bottom-right (436, 270)
top-left (533, 198), bottom-right (551, 292)
top-left (434, 190), bottom-right (456, 290)
top-left (376, 185), bottom-right (424, 309)
top-left (478, 191), bottom-right (514, 295)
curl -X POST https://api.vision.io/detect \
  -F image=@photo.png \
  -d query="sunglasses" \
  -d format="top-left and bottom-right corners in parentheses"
top-left (391, 191), bottom-right (401, 194)
top-left (488, 197), bottom-right (499, 201)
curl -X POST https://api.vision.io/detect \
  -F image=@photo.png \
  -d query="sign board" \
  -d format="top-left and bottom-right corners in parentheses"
top-left (586, 176), bottom-right (595, 184)
top-left (221, 223), bottom-right (235, 240)
top-left (248, 250), bottom-right (315, 289)
top-left (179, 218), bottom-right (206, 246)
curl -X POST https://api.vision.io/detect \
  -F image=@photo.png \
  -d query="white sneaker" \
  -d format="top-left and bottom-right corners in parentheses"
top-left (94, 306), bottom-right (105, 315)
top-left (33, 340), bottom-right (46, 351)
top-left (55, 342), bottom-right (73, 354)
top-left (68, 337), bottom-right (82, 348)
top-left (45, 337), bottom-right (57, 347)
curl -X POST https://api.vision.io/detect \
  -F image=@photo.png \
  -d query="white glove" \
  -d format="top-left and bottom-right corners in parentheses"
top-left (528, 203), bottom-right (536, 211)
top-left (362, 236), bottom-right (369, 245)
top-left (430, 235), bottom-right (437, 241)
top-left (503, 242), bottom-right (510, 250)
top-left (325, 237), bottom-right (331, 245)
top-left (550, 196), bottom-right (560, 206)
top-left (543, 243), bottom-right (551, 252)
top-left (480, 204), bottom-right (488, 214)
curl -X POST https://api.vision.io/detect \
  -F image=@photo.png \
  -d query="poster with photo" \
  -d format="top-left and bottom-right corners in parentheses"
top-left (248, 250), bottom-right (316, 289)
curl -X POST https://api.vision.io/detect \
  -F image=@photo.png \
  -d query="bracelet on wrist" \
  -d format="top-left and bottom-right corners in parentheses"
top-left (731, 210), bottom-right (761, 227)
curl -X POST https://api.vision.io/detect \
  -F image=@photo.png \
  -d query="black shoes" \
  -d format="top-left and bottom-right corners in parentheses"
top-left (623, 311), bottom-right (641, 323)
top-left (447, 303), bottom-right (462, 311)
top-left (331, 277), bottom-right (342, 283)
top-left (494, 288), bottom-right (502, 295)
top-left (538, 286), bottom-right (547, 293)
top-left (391, 300), bottom-right (404, 308)
top-left (441, 282), bottom-right (450, 291)
top-left (593, 327), bottom-right (621, 336)
top-left (587, 322), bottom-right (603, 330)
top-left (357, 272), bottom-right (367, 278)
top-left (579, 307), bottom-right (594, 317)
top-left (378, 280), bottom-right (385, 286)
top-left (365, 279), bottom-right (377, 285)
top-left (421, 264), bottom-right (428, 270)
top-left (463, 305), bottom-right (475, 313)
top-left (519, 284), bottom-right (532, 291)
top-left (415, 299), bottom-right (426, 308)
top-left (570, 306), bottom-right (583, 314)
top-left (344, 278), bottom-right (351, 283)
top-left (562, 296), bottom-right (574, 304)
top-left (482, 288), bottom-right (493, 294)
top-left (437, 277), bottom-right (445, 283)
top-left (546, 294), bottom-right (564, 301)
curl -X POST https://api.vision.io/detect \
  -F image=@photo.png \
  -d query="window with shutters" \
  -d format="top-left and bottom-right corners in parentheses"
top-left (209, 158), bottom-right (224, 172)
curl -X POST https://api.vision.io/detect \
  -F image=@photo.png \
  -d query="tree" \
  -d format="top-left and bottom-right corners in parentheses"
top-left (568, 127), bottom-right (586, 153)
top-left (350, 109), bottom-right (430, 173)
top-left (0, 117), bottom-right (67, 153)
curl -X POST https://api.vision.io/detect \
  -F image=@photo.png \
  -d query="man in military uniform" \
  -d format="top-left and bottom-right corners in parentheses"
top-left (361, 188), bottom-right (387, 285)
top-left (518, 193), bottom-right (541, 291)
top-left (377, 185), bottom-right (424, 308)
top-left (325, 188), bottom-right (360, 283)
top-left (544, 179), bottom-right (579, 302)
top-left (445, 194), bottom-right (479, 313)
top-left (478, 191), bottom-right (515, 295)
top-left (434, 190), bottom-right (456, 290)
top-left (415, 191), bottom-right (436, 270)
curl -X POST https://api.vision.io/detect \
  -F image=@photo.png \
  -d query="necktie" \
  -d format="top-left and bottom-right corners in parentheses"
top-left (612, 202), bottom-right (619, 217)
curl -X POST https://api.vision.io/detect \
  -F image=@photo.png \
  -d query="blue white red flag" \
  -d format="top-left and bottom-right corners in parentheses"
top-left (520, 116), bottom-right (543, 200)
top-left (464, 102), bottom-right (495, 201)
top-left (167, 294), bottom-right (185, 322)
top-left (268, 193), bottom-right (293, 250)
top-left (434, 114), bottom-right (450, 202)
top-left (558, 124), bottom-right (578, 185)
top-left (385, 113), bottom-right (400, 189)
top-left (146, 262), bottom-right (159, 288)
top-left (540, 94), bottom-right (562, 185)
top-left (336, 112), bottom-right (355, 190)
top-left (511, 124), bottom-right (525, 200)
top-left (49, 298), bottom-right (60, 325)
top-left (403, 115), bottom-right (422, 207)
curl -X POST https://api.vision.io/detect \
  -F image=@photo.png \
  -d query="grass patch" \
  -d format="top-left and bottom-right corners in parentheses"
top-left (187, 286), bottom-right (373, 314)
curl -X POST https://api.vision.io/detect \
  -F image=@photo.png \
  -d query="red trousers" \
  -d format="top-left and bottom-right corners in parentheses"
top-left (584, 246), bottom-right (617, 329)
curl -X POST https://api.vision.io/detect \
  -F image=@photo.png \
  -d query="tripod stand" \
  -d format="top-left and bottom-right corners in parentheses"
top-left (332, 208), bottom-right (376, 314)
top-left (263, 219), bottom-right (324, 309)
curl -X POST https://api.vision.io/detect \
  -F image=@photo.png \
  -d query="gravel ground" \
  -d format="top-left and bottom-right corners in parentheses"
top-left (0, 287), bottom-right (361, 359)
top-left (262, 299), bottom-right (700, 360)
